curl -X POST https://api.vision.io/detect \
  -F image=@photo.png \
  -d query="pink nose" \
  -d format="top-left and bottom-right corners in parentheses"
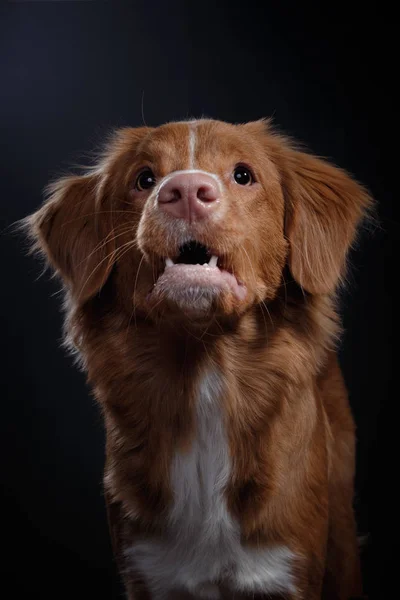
top-left (158, 172), bottom-right (219, 222)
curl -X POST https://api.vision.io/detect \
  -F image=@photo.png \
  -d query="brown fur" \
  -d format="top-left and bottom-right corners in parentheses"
top-left (25, 119), bottom-right (372, 599)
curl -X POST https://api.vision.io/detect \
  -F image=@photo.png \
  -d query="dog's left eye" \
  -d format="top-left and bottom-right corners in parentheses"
top-left (233, 166), bottom-right (254, 185)
top-left (135, 169), bottom-right (156, 191)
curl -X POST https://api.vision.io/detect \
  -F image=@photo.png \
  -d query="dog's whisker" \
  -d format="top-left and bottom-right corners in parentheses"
top-left (77, 239), bottom-right (136, 301)
top-left (74, 226), bottom-right (135, 269)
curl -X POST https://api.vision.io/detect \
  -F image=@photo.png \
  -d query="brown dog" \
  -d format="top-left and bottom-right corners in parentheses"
top-left (25, 119), bottom-right (372, 599)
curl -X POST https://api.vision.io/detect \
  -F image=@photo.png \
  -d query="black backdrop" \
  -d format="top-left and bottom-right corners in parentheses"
top-left (0, 2), bottom-right (396, 598)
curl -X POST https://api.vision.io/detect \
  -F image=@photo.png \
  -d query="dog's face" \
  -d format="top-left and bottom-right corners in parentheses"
top-left (132, 120), bottom-right (287, 321)
top-left (28, 119), bottom-right (371, 326)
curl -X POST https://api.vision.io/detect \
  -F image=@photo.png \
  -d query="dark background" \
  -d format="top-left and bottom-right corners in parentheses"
top-left (0, 2), bottom-right (396, 598)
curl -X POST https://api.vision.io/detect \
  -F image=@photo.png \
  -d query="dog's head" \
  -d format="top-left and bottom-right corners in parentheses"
top-left (27, 119), bottom-right (372, 326)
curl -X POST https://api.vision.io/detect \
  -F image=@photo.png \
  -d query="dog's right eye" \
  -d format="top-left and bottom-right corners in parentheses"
top-left (135, 169), bottom-right (156, 191)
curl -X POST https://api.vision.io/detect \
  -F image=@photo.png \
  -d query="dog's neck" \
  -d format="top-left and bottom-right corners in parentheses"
top-left (72, 280), bottom-right (338, 529)
top-left (74, 281), bottom-right (338, 406)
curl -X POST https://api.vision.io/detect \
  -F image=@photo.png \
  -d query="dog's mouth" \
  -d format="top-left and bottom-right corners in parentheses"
top-left (148, 240), bottom-right (247, 310)
top-left (168, 241), bottom-right (217, 268)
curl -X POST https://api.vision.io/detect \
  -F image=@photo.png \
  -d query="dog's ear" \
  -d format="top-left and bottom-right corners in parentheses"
top-left (278, 142), bottom-right (373, 294)
top-left (27, 172), bottom-right (115, 303)
top-left (25, 126), bottom-right (153, 303)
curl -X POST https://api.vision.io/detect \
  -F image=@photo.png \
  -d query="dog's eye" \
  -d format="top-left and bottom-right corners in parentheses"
top-left (233, 166), bottom-right (253, 186)
top-left (135, 169), bottom-right (156, 191)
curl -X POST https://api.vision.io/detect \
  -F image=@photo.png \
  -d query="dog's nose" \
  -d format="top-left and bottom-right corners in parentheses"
top-left (158, 172), bottom-right (219, 222)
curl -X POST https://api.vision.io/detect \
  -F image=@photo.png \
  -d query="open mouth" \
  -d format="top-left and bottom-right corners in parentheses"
top-left (166, 241), bottom-right (218, 269)
top-left (148, 240), bottom-right (247, 310)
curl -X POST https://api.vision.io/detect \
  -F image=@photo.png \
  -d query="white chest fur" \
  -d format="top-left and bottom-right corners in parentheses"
top-left (127, 370), bottom-right (296, 599)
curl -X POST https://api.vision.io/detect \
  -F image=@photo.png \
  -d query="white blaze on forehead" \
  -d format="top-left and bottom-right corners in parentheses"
top-left (188, 122), bottom-right (197, 169)
top-left (146, 120), bottom-right (225, 207)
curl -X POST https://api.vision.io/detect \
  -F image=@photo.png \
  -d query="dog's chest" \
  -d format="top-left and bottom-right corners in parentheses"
top-left (128, 370), bottom-right (295, 599)
top-left (168, 370), bottom-right (232, 544)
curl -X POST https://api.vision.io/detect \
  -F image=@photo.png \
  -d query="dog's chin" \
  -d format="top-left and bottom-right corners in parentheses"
top-left (146, 264), bottom-right (247, 322)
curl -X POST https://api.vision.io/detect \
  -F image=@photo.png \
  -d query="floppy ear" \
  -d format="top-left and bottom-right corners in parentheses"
top-left (27, 173), bottom-right (115, 303)
top-left (280, 145), bottom-right (373, 294)
top-left (25, 126), bottom-right (153, 303)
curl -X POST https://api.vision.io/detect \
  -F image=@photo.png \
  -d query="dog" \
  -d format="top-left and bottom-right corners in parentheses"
top-left (25, 118), bottom-right (372, 599)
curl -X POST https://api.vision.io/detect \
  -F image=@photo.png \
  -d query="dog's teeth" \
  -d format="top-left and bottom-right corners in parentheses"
top-left (208, 255), bottom-right (218, 268)
top-left (202, 263), bottom-right (209, 268)
top-left (165, 258), bottom-right (174, 268)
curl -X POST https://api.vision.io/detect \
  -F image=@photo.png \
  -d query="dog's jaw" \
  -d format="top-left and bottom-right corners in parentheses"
top-left (148, 262), bottom-right (247, 319)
